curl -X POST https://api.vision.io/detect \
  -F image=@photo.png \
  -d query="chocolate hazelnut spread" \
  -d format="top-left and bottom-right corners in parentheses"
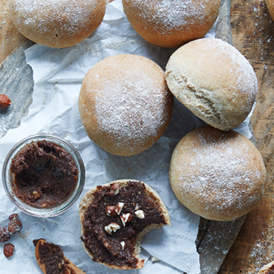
top-left (10, 140), bottom-right (78, 208)
top-left (81, 181), bottom-right (167, 269)
top-left (33, 239), bottom-right (68, 274)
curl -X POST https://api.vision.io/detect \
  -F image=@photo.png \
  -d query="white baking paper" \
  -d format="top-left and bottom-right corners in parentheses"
top-left (0, 1), bottom-right (254, 274)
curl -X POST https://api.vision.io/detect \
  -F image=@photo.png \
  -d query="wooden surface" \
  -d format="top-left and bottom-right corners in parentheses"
top-left (219, 0), bottom-right (274, 273)
top-left (1, 0), bottom-right (274, 273)
top-left (0, 0), bottom-right (27, 64)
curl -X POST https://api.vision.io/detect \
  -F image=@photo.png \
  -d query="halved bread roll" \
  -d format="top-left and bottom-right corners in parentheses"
top-left (33, 239), bottom-right (86, 274)
top-left (79, 179), bottom-right (170, 269)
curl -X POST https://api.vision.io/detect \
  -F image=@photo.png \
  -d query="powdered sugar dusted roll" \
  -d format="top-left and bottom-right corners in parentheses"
top-left (165, 38), bottom-right (258, 131)
top-left (10, 0), bottom-right (107, 48)
top-left (78, 54), bottom-right (173, 156)
top-left (169, 126), bottom-right (267, 221)
top-left (122, 0), bottom-right (221, 48)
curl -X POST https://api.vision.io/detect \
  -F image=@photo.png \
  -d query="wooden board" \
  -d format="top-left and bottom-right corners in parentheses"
top-left (1, 0), bottom-right (273, 273)
top-left (219, 0), bottom-right (274, 273)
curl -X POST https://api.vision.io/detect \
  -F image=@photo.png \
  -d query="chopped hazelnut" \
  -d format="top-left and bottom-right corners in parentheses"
top-left (105, 206), bottom-right (117, 217)
top-left (109, 184), bottom-right (120, 196)
top-left (120, 241), bottom-right (125, 250)
top-left (8, 219), bottom-right (22, 235)
top-left (120, 213), bottom-right (132, 227)
top-left (115, 202), bottom-right (124, 215)
top-left (151, 256), bottom-right (160, 263)
top-left (0, 227), bottom-right (10, 242)
top-left (8, 214), bottom-right (18, 221)
top-left (135, 210), bottom-right (145, 219)
top-left (104, 223), bottom-right (121, 235)
top-left (135, 203), bottom-right (140, 211)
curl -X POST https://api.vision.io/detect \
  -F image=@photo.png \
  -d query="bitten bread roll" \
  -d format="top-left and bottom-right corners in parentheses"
top-left (10, 0), bottom-right (107, 48)
top-left (122, 0), bottom-right (221, 48)
top-left (79, 180), bottom-right (170, 269)
top-left (169, 126), bottom-right (267, 221)
top-left (258, 260), bottom-right (274, 274)
top-left (165, 38), bottom-right (258, 131)
top-left (78, 54), bottom-right (173, 156)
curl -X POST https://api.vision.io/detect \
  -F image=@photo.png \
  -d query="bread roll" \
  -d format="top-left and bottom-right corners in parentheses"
top-left (78, 54), bottom-right (173, 156)
top-left (266, 0), bottom-right (274, 21)
top-left (79, 179), bottom-right (170, 269)
top-left (33, 239), bottom-right (86, 274)
top-left (10, 0), bottom-right (107, 48)
top-left (122, 0), bottom-right (221, 48)
top-left (169, 126), bottom-right (267, 221)
top-left (165, 38), bottom-right (258, 131)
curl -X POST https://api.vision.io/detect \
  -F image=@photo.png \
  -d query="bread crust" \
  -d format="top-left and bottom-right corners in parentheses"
top-left (258, 261), bottom-right (274, 274)
top-left (78, 54), bottom-right (173, 156)
top-left (165, 38), bottom-right (258, 131)
top-left (79, 179), bottom-right (170, 269)
top-left (122, 0), bottom-right (221, 48)
top-left (34, 239), bottom-right (86, 274)
top-left (169, 126), bottom-right (267, 221)
top-left (9, 0), bottom-right (107, 48)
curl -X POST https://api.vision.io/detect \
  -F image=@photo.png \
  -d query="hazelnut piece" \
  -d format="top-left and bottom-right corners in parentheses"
top-left (8, 219), bottom-right (22, 235)
top-left (4, 243), bottom-right (14, 258)
top-left (0, 227), bottom-right (10, 242)
top-left (8, 214), bottom-right (18, 221)
top-left (109, 184), bottom-right (120, 196)
top-left (104, 223), bottom-right (121, 235)
top-left (115, 202), bottom-right (124, 215)
top-left (0, 94), bottom-right (11, 109)
top-left (135, 210), bottom-right (145, 219)
top-left (120, 241), bottom-right (125, 250)
top-left (105, 205), bottom-right (117, 217)
top-left (120, 213), bottom-right (132, 227)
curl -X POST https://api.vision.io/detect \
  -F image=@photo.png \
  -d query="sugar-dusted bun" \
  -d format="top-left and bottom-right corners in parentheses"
top-left (169, 126), bottom-right (267, 221)
top-left (122, 0), bottom-right (221, 48)
top-left (165, 38), bottom-right (258, 131)
top-left (78, 54), bottom-right (173, 156)
top-left (9, 0), bottom-right (107, 48)
top-left (258, 260), bottom-right (274, 274)
top-left (79, 179), bottom-right (170, 269)
top-left (266, 0), bottom-right (274, 21)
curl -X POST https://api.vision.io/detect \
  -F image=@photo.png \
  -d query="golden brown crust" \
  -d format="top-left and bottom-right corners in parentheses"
top-left (78, 54), bottom-right (173, 156)
top-left (169, 126), bottom-right (267, 221)
top-left (9, 0), bottom-right (107, 48)
top-left (79, 179), bottom-right (170, 269)
top-left (34, 239), bottom-right (86, 274)
top-left (122, 0), bottom-right (221, 48)
top-left (165, 38), bottom-right (258, 131)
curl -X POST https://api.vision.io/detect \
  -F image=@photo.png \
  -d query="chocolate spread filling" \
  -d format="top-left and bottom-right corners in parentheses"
top-left (10, 140), bottom-right (78, 208)
top-left (33, 239), bottom-right (69, 274)
top-left (81, 181), bottom-right (167, 269)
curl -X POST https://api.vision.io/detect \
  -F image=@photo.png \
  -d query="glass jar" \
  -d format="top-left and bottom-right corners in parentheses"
top-left (2, 134), bottom-right (85, 217)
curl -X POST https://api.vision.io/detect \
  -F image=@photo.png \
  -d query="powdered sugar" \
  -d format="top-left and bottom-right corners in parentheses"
top-left (123, 0), bottom-right (215, 32)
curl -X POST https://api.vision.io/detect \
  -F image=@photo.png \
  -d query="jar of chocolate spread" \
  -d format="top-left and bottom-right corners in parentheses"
top-left (2, 134), bottom-right (85, 217)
